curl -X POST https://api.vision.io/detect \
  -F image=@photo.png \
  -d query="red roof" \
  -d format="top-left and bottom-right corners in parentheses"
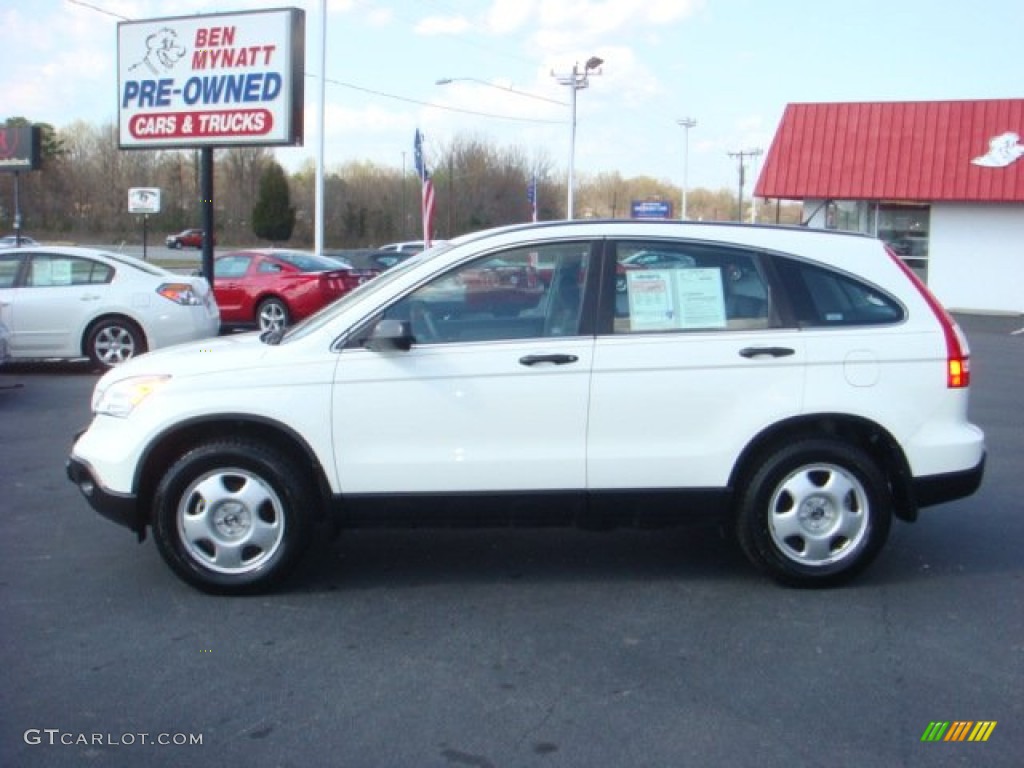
top-left (755, 99), bottom-right (1024, 202)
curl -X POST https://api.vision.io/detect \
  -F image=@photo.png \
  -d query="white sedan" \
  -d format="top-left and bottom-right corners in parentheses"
top-left (0, 245), bottom-right (219, 368)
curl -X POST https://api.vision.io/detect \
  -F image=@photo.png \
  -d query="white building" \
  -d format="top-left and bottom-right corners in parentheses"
top-left (755, 99), bottom-right (1023, 314)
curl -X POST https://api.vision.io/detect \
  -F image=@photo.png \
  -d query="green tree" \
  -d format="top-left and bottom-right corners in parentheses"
top-left (251, 161), bottom-right (295, 243)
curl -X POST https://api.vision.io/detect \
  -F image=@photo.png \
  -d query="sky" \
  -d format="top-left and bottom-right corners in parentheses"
top-left (2, 0), bottom-right (1022, 196)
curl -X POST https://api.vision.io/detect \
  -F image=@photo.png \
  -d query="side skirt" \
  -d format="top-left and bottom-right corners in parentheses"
top-left (331, 488), bottom-right (732, 531)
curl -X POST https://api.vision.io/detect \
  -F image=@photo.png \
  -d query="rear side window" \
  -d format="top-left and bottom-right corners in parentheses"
top-left (612, 241), bottom-right (770, 333)
top-left (774, 258), bottom-right (904, 327)
top-left (27, 255), bottom-right (113, 286)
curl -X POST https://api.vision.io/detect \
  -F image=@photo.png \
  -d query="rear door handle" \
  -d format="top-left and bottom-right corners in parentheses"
top-left (519, 354), bottom-right (579, 366)
top-left (739, 346), bottom-right (795, 359)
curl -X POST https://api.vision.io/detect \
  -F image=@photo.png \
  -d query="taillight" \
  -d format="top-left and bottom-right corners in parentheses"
top-left (886, 247), bottom-right (970, 388)
top-left (157, 282), bottom-right (202, 306)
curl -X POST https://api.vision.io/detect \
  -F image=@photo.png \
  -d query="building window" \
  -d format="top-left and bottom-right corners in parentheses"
top-left (876, 203), bottom-right (930, 282)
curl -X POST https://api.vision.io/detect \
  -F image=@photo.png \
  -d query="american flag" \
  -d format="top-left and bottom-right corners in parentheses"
top-left (527, 174), bottom-right (538, 222)
top-left (414, 129), bottom-right (435, 247)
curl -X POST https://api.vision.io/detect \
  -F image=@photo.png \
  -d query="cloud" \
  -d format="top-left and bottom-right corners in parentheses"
top-left (415, 15), bottom-right (472, 36)
top-left (486, 0), bottom-right (537, 35)
top-left (533, 0), bottom-right (703, 52)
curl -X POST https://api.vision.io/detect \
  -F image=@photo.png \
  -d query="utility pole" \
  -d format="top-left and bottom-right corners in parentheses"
top-left (727, 148), bottom-right (762, 222)
top-left (677, 117), bottom-right (696, 220)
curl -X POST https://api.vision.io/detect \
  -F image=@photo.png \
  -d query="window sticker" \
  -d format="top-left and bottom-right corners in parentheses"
top-left (674, 268), bottom-right (726, 329)
top-left (627, 271), bottom-right (675, 330)
top-left (625, 267), bottom-right (727, 330)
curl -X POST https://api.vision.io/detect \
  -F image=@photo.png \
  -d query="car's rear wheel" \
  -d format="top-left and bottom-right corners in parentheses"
top-left (152, 439), bottom-right (314, 594)
top-left (85, 317), bottom-right (147, 368)
top-left (257, 297), bottom-right (289, 332)
top-left (735, 439), bottom-right (892, 587)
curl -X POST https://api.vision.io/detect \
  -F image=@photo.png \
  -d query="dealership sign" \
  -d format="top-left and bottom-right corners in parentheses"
top-left (631, 200), bottom-right (674, 219)
top-left (117, 8), bottom-right (305, 149)
top-left (0, 125), bottom-right (41, 172)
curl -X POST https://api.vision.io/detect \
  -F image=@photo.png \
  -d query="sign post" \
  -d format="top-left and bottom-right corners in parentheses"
top-left (128, 187), bottom-right (161, 259)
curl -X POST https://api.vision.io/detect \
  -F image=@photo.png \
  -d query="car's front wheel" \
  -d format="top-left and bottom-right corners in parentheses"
top-left (735, 439), bottom-right (892, 587)
top-left (257, 297), bottom-right (289, 332)
top-left (152, 439), bottom-right (314, 594)
top-left (85, 317), bottom-right (146, 368)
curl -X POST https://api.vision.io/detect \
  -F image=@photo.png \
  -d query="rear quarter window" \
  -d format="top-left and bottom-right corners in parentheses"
top-left (774, 257), bottom-right (904, 327)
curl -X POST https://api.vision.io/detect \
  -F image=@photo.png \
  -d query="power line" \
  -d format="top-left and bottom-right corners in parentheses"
top-left (65, 0), bottom-right (129, 21)
top-left (320, 75), bottom-right (566, 124)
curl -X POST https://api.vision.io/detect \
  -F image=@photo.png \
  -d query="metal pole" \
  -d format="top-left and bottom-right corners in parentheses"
top-left (200, 147), bottom-right (214, 283)
top-left (12, 171), bottom-right (21, 245)
top-left (314, 0), bottom-right (326, 255)
top-left (567, 63), bottom-right (578, 220)
top-left (677, 118), bottom-right (696, 220)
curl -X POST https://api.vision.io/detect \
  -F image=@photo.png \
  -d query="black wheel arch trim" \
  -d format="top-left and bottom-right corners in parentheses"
top-left (132, 413), bottom-right (333, 525)
top-left (727, 412), bottom-right (919, 522)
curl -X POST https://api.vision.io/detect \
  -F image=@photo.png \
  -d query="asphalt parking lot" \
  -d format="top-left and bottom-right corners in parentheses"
top-left (1, 314), bottom-right (1021, 767)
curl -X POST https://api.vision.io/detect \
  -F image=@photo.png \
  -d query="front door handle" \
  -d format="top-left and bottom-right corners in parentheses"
top-left (739, 346), bottom-right (795, 359)
top-left (519, 354), bottom-right (579, 366)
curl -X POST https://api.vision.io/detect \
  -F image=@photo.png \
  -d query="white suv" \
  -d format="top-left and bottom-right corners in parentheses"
top-left (67, 221), bottom-right (986, 593)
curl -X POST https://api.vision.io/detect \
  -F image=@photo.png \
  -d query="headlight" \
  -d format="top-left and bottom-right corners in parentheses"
top-left (93, 375), bottom-right (171, 417)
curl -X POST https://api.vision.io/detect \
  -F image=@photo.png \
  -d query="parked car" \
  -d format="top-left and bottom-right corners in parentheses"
top-left (67, 221), bottom-right (985, 594)
top-left (213, 249), bottom-right (378, 331)
top-left (377, 239), bottom-right (449, 254)
top-left (324, 249), bottom-right (415, 272)
top-left (0, 234), bottom-right (40, 247)
top-left (0, 318), bottom-right (10, 365)
top-left (165, 228), bottom-right (213, 249)
top-left (616, 249), bottom-right (698, 292)
top-left (0, 245), bottom-right (219, 367)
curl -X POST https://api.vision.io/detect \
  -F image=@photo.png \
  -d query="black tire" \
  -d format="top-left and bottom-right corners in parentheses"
top-left (152, 439), bottom-right (315, 595)
top-left (735, 439), bottom-right (892, 587)
top-left (256, 297), bottom-right (289, 332)
top-left (85, 317), bottom-right (146, 369)
top-left (170, 239), bottom-right (181, 249)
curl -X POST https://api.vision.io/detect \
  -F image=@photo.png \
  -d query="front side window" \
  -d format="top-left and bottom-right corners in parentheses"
top-left (383, 242), bottom-right (592, 344)
top-left (0, 254), bottom-right (23, 288)
top-left (215, 255), bottom-right (253, 278)
top-left (612, 241), bottom-right (770, 333)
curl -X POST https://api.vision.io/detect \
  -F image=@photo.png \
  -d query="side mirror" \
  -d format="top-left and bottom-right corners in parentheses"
top-left (365, 318), bottom-right (415, 352)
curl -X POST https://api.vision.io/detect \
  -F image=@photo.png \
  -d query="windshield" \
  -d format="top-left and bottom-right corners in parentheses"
top-left (271, 250), bottom-right (344, 271)
top-left (276, 242), bottom-right (453, 343)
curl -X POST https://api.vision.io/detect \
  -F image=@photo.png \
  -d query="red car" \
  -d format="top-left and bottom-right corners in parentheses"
top-left (166, 228), bottom-right (214, 249)
top-left (213, 250), bottom-right (378, 331)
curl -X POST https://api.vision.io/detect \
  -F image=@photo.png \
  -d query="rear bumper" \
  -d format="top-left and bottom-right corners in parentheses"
top-left (913, 452), bottom-right (986, 509)
top-left (66, 455), bottom-right (146, 539)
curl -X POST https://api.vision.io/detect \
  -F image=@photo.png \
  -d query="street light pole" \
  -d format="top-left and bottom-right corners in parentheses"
top-left (552, 57), bottom-right (603, 220)
top-left (677, 117), bottom-right (696, 220)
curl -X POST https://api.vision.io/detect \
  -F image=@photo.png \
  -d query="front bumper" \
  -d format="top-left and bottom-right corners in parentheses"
top-left (66, 455), bottom-right (146, 539)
